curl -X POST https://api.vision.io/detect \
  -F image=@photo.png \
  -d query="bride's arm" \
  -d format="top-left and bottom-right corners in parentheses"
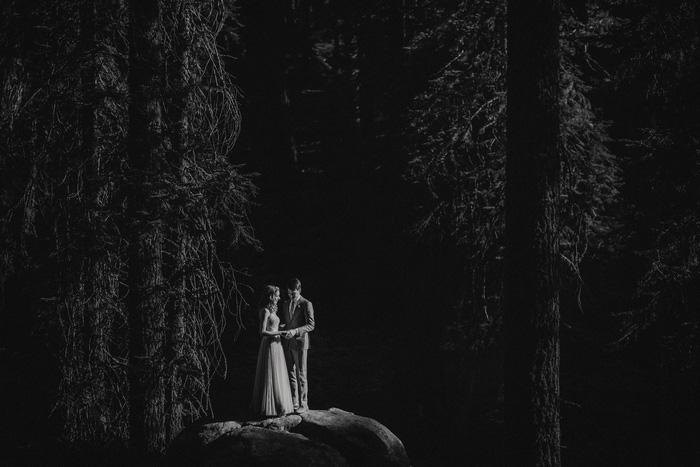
top-left (258, 308), bottom-right (282, 337)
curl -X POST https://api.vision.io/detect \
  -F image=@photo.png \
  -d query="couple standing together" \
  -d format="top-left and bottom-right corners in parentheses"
top-left (250, 278), bottom-right (315, 417)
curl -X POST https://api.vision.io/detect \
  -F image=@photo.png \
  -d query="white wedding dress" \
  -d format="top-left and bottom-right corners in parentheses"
top-left (250, 309), bottom-right (293, 416)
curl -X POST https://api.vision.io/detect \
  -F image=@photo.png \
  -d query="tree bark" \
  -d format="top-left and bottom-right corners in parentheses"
top-left (163, 0), bottom-right (191, 441)
top-left (80, 0), bottom-right (116, 440)
top-left (503, 0), bottom-right (562, 466)
top-left (126, 0), bottom-right (167, 453)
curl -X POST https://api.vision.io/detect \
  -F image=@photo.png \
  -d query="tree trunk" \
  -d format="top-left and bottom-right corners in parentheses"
top-left (126, 0), bottom-right (167, 453)
top-left (80, 0), bottom-right (116, 440)
top-left (503, 0), bottom-right (562, 465)
top-left (163, 0), bottom-right (191, 441)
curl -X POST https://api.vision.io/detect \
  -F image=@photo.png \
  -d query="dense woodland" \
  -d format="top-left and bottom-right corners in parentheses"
top-left (1, 0), bottom-right (699, 466)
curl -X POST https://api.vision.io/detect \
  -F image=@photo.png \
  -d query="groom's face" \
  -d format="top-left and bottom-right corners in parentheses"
top-left (287, 288), bottom-right (301, 301)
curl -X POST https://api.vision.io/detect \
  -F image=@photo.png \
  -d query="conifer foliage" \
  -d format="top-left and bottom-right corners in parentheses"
top-left (0, 0), bottom-right (255, 451)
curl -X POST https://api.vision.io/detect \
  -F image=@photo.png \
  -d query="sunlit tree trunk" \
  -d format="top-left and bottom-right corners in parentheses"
top-left (503, 0), bottom-right (562, 465)
top-left (1, 0), bottom-right (251, 452)
top-left (126, 0), bottom-right (167, 453)
top-left (163, 0), bottom-right (191, 441)
top-left (79, 0), bottom-right (118, 440)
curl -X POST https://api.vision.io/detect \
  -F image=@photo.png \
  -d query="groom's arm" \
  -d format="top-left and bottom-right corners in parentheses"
top-left (290, 301), bottom-right (315, 337)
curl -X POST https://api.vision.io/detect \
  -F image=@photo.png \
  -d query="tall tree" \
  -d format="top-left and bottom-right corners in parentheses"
top-left (159, 0), bottom-right (253, 441)
top-left (75, 0), bottom-right (125, 442)
top-left (405, 6), bottom-right (617, 461)
top-left (503, 0), bottom-right (562, 466)
top-left (1, 0), bottom-right (254, 454)
top-left (162, 0), bottom-right (190, 441)
top-left (126, 0), bottom-right (167, 453)
top-left (0, 0), bottom-right (131, 445)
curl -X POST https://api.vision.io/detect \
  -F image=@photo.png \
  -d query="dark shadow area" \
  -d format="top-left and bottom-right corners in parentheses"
top-left (2, 1), bottom-right (700, 467)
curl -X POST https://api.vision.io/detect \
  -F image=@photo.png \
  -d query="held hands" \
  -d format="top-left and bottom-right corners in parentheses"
top-left (279, 330), bottom-right (295, 339)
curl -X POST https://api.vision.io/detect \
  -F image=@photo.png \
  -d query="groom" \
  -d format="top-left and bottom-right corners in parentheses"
top-left (281, 277), bottom-right (315, 413)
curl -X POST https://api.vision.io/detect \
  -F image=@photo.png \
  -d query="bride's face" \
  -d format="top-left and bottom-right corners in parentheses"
top-left (272, 291), bottom-right (280, 303)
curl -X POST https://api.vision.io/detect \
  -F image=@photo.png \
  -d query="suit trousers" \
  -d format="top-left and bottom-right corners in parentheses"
top-left (286, 347), bottom-right (308, 410)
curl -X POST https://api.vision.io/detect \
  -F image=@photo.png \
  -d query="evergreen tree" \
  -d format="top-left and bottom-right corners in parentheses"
top-left (1, 0), bottom-right (255, 453)
top-left (125, 0), bottom-right (168, 453)
top-left (503, 0), bottom-right (562, 465)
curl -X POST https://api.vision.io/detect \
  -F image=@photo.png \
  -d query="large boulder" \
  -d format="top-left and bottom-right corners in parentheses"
top-left (291, 408), bottom-right (410, 467)
top-left (166, 408), bottom-right (410, 467)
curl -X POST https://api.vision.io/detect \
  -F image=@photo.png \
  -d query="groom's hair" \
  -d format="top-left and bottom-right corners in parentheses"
top-left (287, 277), bottom-right (302, 291)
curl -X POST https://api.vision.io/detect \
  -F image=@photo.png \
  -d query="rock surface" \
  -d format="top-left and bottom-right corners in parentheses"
top-left (166, 408), bottom-right (410, 467)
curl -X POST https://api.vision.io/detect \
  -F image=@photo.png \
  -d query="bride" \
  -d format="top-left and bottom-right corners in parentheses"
top-left (250, 285), bottom-right (294, 417)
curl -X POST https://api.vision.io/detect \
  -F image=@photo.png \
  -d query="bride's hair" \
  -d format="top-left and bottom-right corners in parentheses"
top-left (258, 285), bottom-right (279, 313)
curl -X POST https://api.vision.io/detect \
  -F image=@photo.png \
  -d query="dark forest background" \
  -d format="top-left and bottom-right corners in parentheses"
top-left (1, 0), bottom-right (699, 466)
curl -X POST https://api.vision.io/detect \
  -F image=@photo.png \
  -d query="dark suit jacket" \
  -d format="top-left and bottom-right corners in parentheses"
top-left (281, 296), bottom-right (315, 350)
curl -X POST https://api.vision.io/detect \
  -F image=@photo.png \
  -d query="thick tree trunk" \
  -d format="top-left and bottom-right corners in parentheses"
top-left (80, 0), bottom-right (115, 439)
top-left (126, 0), bottom-right (167, 453)
top-left (163, 0), bottom-right (192, 441)
top-left (165, 233), bottom-right (187, 441)
top-left (503, 0), bottom-right (562, 466)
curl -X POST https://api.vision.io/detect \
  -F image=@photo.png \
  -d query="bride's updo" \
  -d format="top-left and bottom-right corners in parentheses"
top-left (258, 285), bottom-right (280, 313)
